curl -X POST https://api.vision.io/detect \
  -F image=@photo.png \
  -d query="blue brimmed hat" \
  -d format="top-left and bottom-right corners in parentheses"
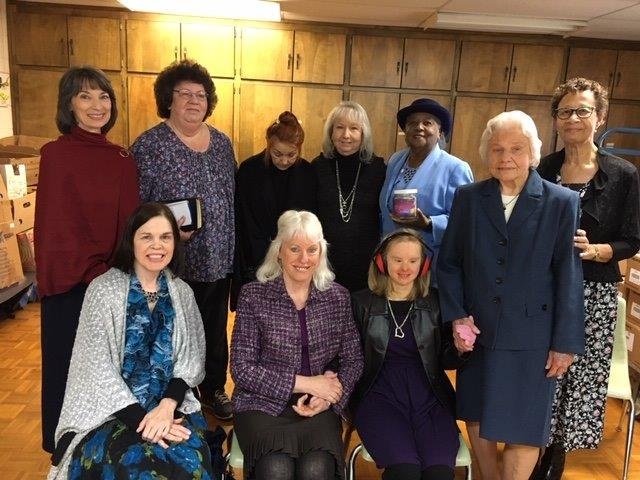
top-left (396, 98), bottom-right (452, 137)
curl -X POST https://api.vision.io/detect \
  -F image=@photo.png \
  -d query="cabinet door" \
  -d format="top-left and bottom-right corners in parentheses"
top-left (16, 69), bottom-right (63, 139)
top-left (68, 17), bottom-right (121, 71)
top-left (127, 74), bottom-right (160, 144)
top-left (396, 93), bottom-right (451, 151)
top-left (182, 23), bottom-right (235, 78)
top-left (105, 72), bottom-right (126, 147)
top-left (127, 20), bottom-right (180, 73)
top-left (14, 13), bottom-right (67, 67)
top-left (509, 45), bottom-right (564, 95)
top-left (238, 83), bottom-right (291, 161)
top-left (605, 104), bottom-right (640, 159)
top-left (566, 47), bottom-right (617, 91)
top-left (291, 87), bottom-right (343, 160)
top-left (350, 35), bottom-right (404, 88)
top-left (506, 98), bottom-right (556, 157)
top-left (293, 31), bottom-right (346, 85)
top-left (349, 90), bottom-right (400, 161)
top-left (457, 41), bottom-right (512, 94)
top-left (240, 28), bottom-right (294, 81)
top-left (205, 79), bottom-right (234, 140)
top-left (401, 38), bottom-right (455, 90)
top-left (612, 51), bottom-right (640, 100)
top-left (450, 96), bottom-right (505, 180)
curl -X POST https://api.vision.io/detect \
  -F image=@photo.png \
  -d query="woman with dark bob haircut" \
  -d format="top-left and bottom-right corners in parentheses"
top-left (35, 65), bottom-right (140, 453)
top-left (48, 202), bottom-right (213, 479)
top-left (132, 59), bottom-right (236, 421)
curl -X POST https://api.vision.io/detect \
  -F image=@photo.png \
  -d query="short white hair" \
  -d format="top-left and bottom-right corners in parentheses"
top-left (321, 101), bottom-right (374, 163)
top-left (479, 110), bottom-right (542, 168)
top-left (256, 210), bottom-right (335, 291)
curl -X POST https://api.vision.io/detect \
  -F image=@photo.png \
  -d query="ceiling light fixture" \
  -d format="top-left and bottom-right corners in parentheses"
top-left (118, 0), bottom-right (281, 21)
top-left (421, 12), bottom-right (587, 36)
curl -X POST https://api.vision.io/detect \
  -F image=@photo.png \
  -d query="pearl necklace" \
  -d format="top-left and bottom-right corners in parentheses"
top-left (387, 299), bottom-right (413, 339)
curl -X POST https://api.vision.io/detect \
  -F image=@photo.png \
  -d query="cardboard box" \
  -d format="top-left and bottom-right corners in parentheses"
top-left (0, 164), bottom-right (27, 200)
top-left (628, 290), bottom-right (640, 324)
top-left (16, 228), bottom-right (35, 273)
top-left (0, 150), bottom-right (40, 186)
top-left (625, 254), bottom-right (640, 294)
top-left (10, 192), bottom-right (36, 233)
top-left (627, 320), bottom-right (640, 370)
top-left (0, 222), bottom-right (24, 289)
top-left (0, 135), bottom-right (51, 151)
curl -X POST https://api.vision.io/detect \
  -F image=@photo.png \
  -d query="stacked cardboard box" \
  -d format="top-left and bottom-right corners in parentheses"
top-left (0, 222), bottom-right (24, 289)
top-left (624, 255), bottom-right (640, 370)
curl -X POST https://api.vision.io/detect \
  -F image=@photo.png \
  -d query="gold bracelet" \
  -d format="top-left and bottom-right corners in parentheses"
top-left (593, 244), bottom-right (601, 262)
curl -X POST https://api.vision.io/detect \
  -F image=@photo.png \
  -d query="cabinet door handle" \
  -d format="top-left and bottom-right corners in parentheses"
top-left (60, 38), bottom-right (65, 56)
top-left (404, 62), bottom-right (408, 75)
top-left (608, 72), bottom-right (613, 89)
top-left (616, 72), bottom-right (622, 87)
top-left (296, 53), bottom-right (301, 70)
top-left (183, 47), bottom-right (188, 60)
top-left (396, 61), bottom-right (401, 75)
top-left (511, 66), bottom-right (518, 82)
top-left (287, 53), bottom-right (293, 70)
top-left (68, 38), bottom-right (74, 56)
top-left (174, 46), bottom-right (178, 61)
top-left (503, 66), bottom-right (509, 81)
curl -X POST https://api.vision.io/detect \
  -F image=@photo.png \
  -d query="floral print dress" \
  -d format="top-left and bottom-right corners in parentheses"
top-left (68, 274), bottom-right (212, 479)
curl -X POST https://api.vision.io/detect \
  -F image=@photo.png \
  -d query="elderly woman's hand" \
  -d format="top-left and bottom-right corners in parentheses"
top-left (137, 398), bottom-right (191, 448)
top-left (292, 394), bottom-right (331, 417)
top-left (294, 372), bottom-right (343, 404)
top-left (545, 350), bottom-right (575, 378)
top-left (574, 229), bottom-right (612, 263)
top-left (452, 315), bottom-right (480, 353)
top-left (390, 208), bottom-right (431, 230)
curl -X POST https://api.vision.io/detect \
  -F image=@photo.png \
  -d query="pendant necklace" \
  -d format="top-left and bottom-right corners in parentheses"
top-left (142, 289), bottom-right (158, 304)
top-left (387, 299), bottom-right (413, 339)
top-left (335, 160), bottom-right (362, 223)
top-left (501, 194), bottom-right (520, 210)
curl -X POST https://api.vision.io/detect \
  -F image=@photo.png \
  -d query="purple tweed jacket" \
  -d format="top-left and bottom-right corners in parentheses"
top-left (231, 277), bottom-right (364, 417)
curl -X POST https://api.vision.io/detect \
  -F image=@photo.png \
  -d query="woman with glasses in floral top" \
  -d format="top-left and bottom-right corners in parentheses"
top-left (131, 59), bottom-right (236, 421)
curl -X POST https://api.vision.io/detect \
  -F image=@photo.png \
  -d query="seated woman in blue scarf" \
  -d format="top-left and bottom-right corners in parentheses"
top-left (47, 202), bottom-right (212, 480)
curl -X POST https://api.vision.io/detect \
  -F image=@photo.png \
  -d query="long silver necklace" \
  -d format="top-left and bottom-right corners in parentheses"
top-left (387, 299), bottom-right (413, 339)
top-left (335, 160), bottom-right (362, 223)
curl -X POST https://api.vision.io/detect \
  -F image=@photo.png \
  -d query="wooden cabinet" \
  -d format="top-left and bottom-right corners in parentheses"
top-left (127, 75), bottom-right (159, 144)
top-left (457, 41), bottom-right (563, 95)
top-left (16, 69), bottom-right (63, 139)
top-left (181, 23), bottom-right (235, 78)
top-left (13, 13), bottom-right (121, 70)
top-left (612, 50), bottom-right (640, 100)
top-left (349, 90), bottom-right (399, 161)
top-left (350, 35), bottom-right (456, 90)
top-left (240, 28), bottom-right (345, 84)
top-left (105, 72), bottom-right (126, 146)
top-left (566, 47), bottom-right (618, 91)
top-left (126, 20), bottom-right (180, 73)
top-left (505, 98), bottom-right (556, 157)
top-left (205, 79), bottom-right (235, 140)
top-left (605, 104), bottom-right (640, 163)
top-left (291, 87), bottom-right (343, 159)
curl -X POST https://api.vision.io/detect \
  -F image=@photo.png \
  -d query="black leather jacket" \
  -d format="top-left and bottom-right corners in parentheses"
top-left (350, 289), bottom-right (464, 416)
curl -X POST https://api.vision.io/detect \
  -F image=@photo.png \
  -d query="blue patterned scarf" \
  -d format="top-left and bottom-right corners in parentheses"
top-left (122, 272), bottom-right (175, 410)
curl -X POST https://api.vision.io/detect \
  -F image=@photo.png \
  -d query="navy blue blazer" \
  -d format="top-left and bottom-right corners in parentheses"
top-left (437, 170), bottom-right (585, 353)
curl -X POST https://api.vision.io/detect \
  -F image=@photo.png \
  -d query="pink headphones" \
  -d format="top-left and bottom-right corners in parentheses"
top-left (372, 229), bottom-right (433, 277)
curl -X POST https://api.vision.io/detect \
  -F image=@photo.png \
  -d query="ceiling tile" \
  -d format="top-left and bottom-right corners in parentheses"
top-left (572, 18), bottom-right (640, 40)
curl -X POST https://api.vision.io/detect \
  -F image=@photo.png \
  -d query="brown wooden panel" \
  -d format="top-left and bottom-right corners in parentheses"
top-left (105, 72), bottom-right (126, 147)
top-left (182, 23), bottom-right (235, 78)
top-left (16, 69), bottom-right (63, 139)
top-left (127, 74), bottom-right (160, 144)
top-left (205, 78), bottom-right (234, 140)
top-left (238, 83), bottom-right (291, 161)
top-left (240, 28), bottom-right (293, 81)
top-left (402, 38), bottom-right (455, 90)
top-left (566, 47), bottom-right (617, 92)
top-left (605, 104), bottom-right (640, 169)
top-left (14, 13), bottom-right (67, 67)
top-left (349, 90), bottom-right (399, 161)
top-left (457, 41), bottom-right (511, 94)
top-left (126, 20), bottom-right (180, 73)
top-left (506, 98), bottom-right (556, 157)
top-left (68, 17), bottom-right (121, 71)
top-left (450, 96), bottom-right (505, 180)
top-left (612, 50), bottom-right (640, 101)
top-left (293, 31), bottom-right (346, 85)
top-left (350, 35), bottom-right (404, 88)
top-left (509, 44), bottom-right (564, 95)
top-left (291, 87), bottom-right (343, 160)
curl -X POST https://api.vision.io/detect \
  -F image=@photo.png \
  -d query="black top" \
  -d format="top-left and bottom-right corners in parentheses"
top-left (234, 151), bottom-right (317, 290)
top-left (312, 151), bottom-right (386, 292)
top-left (538, 149), bottom-right (640, 282)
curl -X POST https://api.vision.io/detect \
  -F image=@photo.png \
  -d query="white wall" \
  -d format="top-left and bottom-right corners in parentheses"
top-left (0, 0), bottom-right (13, 137)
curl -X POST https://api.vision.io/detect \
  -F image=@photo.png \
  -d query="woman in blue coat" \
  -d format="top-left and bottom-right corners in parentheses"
top-left (437, 111), bottom-right (585, 480)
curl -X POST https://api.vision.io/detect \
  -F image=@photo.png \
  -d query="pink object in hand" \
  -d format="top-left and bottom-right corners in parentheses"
top-left (455, 324), bottom-right (477, 346)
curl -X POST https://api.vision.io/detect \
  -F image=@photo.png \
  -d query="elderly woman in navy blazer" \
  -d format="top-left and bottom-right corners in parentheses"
top-left (437, 111), bottom-right (585, 480)
top-left (379, 98), bottom-right (473, 287)
top-left (231, 210), bottom-right (363, 480)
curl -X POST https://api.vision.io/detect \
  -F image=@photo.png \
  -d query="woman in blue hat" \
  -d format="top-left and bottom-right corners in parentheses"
top-left (379, 98), bottom-right (473, 288)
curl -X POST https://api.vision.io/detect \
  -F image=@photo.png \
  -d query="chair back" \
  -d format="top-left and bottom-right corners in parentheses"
top-left (607, 295), bottom-right (631, 400)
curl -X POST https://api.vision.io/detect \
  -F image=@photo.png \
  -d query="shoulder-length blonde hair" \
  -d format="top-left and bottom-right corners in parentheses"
top-left (256, 210), bottom-right (335, 291)
top-left (368, 229), bottom-right (431, 300)
top-left (321, 101), bottom-right (374, 163)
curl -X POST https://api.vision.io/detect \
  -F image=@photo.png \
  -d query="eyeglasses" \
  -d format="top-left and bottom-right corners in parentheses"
top-left (554, 106), bottom-right (595, 120)
top-left (173, 89), bottom-right (208, 102)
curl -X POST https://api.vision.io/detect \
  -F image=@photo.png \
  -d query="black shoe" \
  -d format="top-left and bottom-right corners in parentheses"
top-left (530, 445), bottom-right (565, 480)
top-left (209, 389), bottom-right (233, 420)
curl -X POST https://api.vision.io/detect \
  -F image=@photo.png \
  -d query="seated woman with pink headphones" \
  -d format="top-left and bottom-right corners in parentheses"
top-left (350, 229), bottom-right (468, 480)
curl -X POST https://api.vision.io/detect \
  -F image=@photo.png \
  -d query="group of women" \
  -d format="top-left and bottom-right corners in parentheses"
top-left (34, 56), bottom-right (640, 480)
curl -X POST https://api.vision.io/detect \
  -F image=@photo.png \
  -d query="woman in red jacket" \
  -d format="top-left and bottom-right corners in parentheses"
top-left (34, 66), bottom-right (139, 453)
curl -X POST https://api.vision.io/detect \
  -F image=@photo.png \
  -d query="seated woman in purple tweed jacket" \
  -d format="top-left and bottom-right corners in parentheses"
top-left (231, 210), bottom-right (364, 480)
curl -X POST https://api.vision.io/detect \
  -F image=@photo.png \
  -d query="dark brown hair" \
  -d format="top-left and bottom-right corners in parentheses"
top-left (264, 111), bottom-right (305, 165)
top-left (551, 77), bottom-right (609, 119)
